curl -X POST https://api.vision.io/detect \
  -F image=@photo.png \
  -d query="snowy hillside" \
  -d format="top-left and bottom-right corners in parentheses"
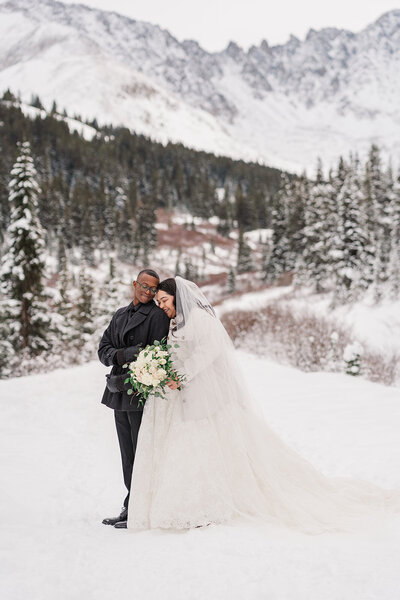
top-left (216, 286), bottom-right (400, 357)
top-left (1, 354), bottom-right (400, 600)
top-left (1, 0), bottom-right (400, 171)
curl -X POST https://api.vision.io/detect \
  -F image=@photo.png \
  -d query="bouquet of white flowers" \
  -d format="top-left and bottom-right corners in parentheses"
top-left (123, 338), bottom-right (184, 407)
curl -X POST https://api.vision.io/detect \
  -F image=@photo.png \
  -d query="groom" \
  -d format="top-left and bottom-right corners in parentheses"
top-left (98, 269), bottom-right (170, 528)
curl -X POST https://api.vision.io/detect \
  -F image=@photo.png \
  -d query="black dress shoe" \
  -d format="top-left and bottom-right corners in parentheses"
top-left (102, 508), bottom-right (128, 526)
top-left (114, 520), bottom-right (127, 529)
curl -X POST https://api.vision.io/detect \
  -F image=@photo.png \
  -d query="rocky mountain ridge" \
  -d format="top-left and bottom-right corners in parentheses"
top-left (1, 0), bottom-right (400, 171)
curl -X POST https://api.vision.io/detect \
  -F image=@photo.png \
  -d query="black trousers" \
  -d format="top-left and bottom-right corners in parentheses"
top-left (114, 410), bottom-right (143, 510)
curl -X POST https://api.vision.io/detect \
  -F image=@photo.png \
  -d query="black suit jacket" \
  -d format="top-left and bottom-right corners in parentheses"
top-left (98, 300), bottom-right (170, 411)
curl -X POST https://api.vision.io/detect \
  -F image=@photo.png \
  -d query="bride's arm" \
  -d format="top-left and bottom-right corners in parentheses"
top-left (180, 309), bottom-right (228, 383)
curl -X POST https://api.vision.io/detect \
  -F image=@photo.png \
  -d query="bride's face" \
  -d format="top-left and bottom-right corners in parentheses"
top-left (156, 290), bottom-right (176, 319)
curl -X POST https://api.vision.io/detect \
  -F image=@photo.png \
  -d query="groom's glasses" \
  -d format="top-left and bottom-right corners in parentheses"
top-left (136, 281), bottom-right (157, 295)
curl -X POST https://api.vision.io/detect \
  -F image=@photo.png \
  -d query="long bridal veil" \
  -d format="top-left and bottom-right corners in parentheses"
top-left (128, 276), bottom-right (400, 533)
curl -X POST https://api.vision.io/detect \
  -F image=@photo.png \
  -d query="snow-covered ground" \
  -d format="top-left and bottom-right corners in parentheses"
top-left (1, 353), bottom-right (400, 600)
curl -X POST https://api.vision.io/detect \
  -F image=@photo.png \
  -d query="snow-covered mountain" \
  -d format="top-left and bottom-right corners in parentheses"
top-left (1, 0), bottom-right (400, 172)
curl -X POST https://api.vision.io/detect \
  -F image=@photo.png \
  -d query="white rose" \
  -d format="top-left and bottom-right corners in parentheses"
top-left (136, 369), bottom-right (146, 382)
top-left (143, 374), bottom-right (154, 386)
top-left (135, 356), bottom-right (145, 368)
top-left (156, 368), bottom-right (167, 381)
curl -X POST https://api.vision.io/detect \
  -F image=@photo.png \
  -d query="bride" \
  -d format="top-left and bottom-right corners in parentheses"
top-left (127, 276), bottom-right (400, 533)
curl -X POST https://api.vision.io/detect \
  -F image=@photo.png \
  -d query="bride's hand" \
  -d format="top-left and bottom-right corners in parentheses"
top-left (166, 379), bottom-right (179, 390)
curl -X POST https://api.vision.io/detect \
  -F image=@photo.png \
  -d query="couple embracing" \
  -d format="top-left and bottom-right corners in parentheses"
top-left (99, 270), bottom-right (400, 533)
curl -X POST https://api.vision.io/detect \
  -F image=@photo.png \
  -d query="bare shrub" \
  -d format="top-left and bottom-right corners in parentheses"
top-left (362, 352), bottom-right (400, 386)
top-left (221, 302), bottom-right (400, 386)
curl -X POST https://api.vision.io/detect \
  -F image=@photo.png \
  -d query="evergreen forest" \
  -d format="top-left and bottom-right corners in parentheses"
top-left (1, 92), bottom-right (400, 379)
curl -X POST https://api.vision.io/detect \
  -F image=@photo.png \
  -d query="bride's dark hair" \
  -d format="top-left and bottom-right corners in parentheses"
top-left (158, 277), bottom-right (215, 318)
top-left (157, 278), bottom-right (179, 335)
top-left (157, 278), bottom-right (176, 303)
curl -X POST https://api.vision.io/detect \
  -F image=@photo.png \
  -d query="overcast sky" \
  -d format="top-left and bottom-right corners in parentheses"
top-left (60, 0), bottom-right (399, 51)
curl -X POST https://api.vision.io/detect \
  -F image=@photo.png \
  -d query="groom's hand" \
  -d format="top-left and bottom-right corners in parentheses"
top-left (114, 344), bottom-right (142, 366)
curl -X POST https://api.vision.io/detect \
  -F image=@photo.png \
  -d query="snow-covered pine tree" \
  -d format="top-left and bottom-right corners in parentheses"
top-left (362, 145), bottom-right (386, 292)
top-left (301, 160), bottom-right (332, 292)
top-left (237, 227), bottom-right (254, 273)
top-left (290, 174), bottom-right (312, 289)
top-left (388, 242), bottom-right (400, 300)
top-left (333, 155), bottom-right (370, 303)
top-left (0, 310), bottom-right (15, 377)
top-left (133, 186), bottom-right (157, 265)
top-left (0, 141), bottom-right (50, 356)
top-left (329, 159), bottom-right (348, 305)
top-left (69, 178), bottom-right (87, 248)
top-left (307, 166), bottom-right (340, 292)
top-left (364, 145), bottom-right (384, 226)
top-left (52, 240), bottom-right (77, 359)
top-left (392, 168), bottom-right (400, 245)
top-left (292, 252), bottom-right (308, 288)
top-left (72, 267), bottom-right (96, 355)
top-left (114, 185), bottom-right (135, 261)
top-left (56, 263), bottom-right (73, 320)
top-left (216, 186), bottom-right (233, 237)
top-left (101, 179), bottom-right (116, 251)
top-left (264, 174), bottom-right (291, 282)
top-left (184, 259), bottom-right (199, 282)
top-left (81, 203), bottom-right (96, 267)
top-left (55, 235), bottom-right (72, 316)
top-left (343, 341), bottom-right (363, 376)
top-left (235, 183), bottom-right (257, 232)
top-left (227, 267), bottom-right (236, 293)
top-left (371, 163), bottom-right (395, 300)
top-left (97, 257), bottom-right (121, 332)
top-left (260, 237), bottom-right (273, 282)
top-left (319, 166), bottom-right (338, 289)
top-left (286, 174), bottom-right (307, 272)
top-left (372, 230), bottom-right (385, 304)
top-left (57, 230), bottom-right (67, 272)
top-left (388, 168), bottom-right (400, 299)
top-left (175, 247), bottom-right (182, 277)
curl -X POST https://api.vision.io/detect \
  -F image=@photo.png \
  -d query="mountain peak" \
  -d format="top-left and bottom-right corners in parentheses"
top-left (224, 41), bottom-right (245, 60)
top-left (366, 9), bottom-right (400, 36)
top-left (1, 0), bottom-right (400, 172)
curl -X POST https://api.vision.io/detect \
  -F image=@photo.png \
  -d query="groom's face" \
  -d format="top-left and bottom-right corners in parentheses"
top-left (132, 274), bottom-right (159, 305)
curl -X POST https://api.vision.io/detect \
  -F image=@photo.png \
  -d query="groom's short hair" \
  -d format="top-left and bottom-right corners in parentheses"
top-left (136, 269), bottom-right (160, 281)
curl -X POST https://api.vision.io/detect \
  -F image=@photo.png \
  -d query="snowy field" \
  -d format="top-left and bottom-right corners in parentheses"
top-left (1, 353), bottom-right (400, 600)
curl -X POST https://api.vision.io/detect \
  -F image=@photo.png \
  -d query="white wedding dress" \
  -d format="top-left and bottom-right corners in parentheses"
top-left (127, 277), bottom-right (400, 533)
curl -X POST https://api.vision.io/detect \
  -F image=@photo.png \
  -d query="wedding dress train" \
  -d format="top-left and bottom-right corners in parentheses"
top-left (127, 278), bottom-right (400, 533)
